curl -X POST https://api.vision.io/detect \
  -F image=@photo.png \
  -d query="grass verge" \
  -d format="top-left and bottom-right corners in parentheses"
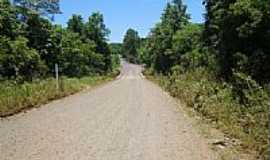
top-left (0, 72), bottom-right (119, 117)
top-left (144, 68), bottom-right (270, 160)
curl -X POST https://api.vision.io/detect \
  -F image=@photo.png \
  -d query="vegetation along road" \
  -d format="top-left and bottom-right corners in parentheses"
top-left (0, 61), bottom-right (218, 160)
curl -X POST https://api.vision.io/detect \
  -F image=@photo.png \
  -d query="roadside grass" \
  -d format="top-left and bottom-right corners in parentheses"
top-left (0, 72), bottom-right (119, 117)
top-left (144, 68), bottom-right (270, 160)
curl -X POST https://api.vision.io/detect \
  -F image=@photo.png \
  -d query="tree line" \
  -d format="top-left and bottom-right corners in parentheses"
top-left (0, 0), bottom-right (119, 82)
top-left (122, 0), bottom-right (270, 158)
top-left (123, 0), bottom-right (270, 94)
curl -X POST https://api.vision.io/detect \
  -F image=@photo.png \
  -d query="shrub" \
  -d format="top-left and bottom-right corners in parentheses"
top-left (0, 36), bottom-right (47, 81)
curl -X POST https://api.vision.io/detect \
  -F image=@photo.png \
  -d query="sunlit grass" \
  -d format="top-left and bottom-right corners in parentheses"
top-left (0, 74), bottom-right (116, 117)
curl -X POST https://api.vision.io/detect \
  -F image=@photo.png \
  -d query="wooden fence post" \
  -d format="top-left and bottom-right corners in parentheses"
top-left (55, 64), bottom-right (59, 90)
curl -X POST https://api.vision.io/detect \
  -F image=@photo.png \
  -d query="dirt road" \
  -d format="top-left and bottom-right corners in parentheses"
top-left (0, 61), bottom-right (217, 160)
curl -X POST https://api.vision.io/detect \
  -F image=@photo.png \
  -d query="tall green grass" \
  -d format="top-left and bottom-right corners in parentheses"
top-left (0, 74), bottom-right (116, 117)
top-left (144, 68), bottom-right (270, 160)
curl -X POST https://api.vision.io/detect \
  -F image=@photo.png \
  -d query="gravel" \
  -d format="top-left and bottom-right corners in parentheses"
top-left (0, 61), bottom-right (218, 160)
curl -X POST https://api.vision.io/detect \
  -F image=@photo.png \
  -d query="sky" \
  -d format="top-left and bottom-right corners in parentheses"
top-left (54, 0), bottom-right (205, 43)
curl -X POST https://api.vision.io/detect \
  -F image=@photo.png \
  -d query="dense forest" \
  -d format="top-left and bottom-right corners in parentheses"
top-left (123, 0), bottom-right (270, 159)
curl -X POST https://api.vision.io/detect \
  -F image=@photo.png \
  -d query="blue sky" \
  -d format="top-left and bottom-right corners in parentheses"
top-left (54, 0), bottom-right (205, 43)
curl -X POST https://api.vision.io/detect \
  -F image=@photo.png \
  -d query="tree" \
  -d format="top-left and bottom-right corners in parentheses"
top-left (145, 0), bottom-right (190, 73)
top-left (23, 12), bottom-right (64, 74)
top-left (138, 38), bottom-right (152, 67)
top-left (0, 36), bottom-right (46, 80)
top-left (44, 24), bottom-right (62, 72)
top-left (161, 0), bottom-right (190, 33)
top-left (24, 12), bottom-right (52, 56)
top-left (0, 0), bottom-right (22, 39)
top-left (122, 28), bottom-right (140, 63)
top-left (203, 0), bottom-right (270, 83)
top-left (67, 14), bottom-right (84, 37)
top-left (172, 24), bottom-right (205, 70)
top-left (85, 12), bottom-right (110, 50)
top-left (110, 43), bottom-right (122, 55)
top-left (85, 12), bottom-right (112, 71)
top-left (172, 24), bottom-right (202, 58)
top-left (0, 2), bottom-right (115, 80)
top-left (13, 0), bottom-right (61, 19)
top-left (59, 30), bottom-right (105, 77)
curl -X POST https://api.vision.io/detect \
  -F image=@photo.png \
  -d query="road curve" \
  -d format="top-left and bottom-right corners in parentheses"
top-left (0, 61), bottom-right (217, 160)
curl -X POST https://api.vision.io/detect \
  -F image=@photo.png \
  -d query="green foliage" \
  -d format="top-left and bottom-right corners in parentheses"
top-left (110, 43), bottom-right (122, 55)
top-left (67, 14), bottom-right (84, 37)
top-left (0, 36), bottom-right (46, 81)
top-left (0, 2), bottom-right (116, 81)
top-left (203, 0), bottom-right (270, 83)
top-left (24, 12), bottom-right (53, 58)
top-left (85, 12), bottom-right (112, 71)
top-left (43, 24), bottom-right (62, 71)
top-left (111, 54), bottom-right (120, 72)
top-left (172, 24), bottom-right (205, 70)
top-left (86, 12), bottom-right (110, 43)
top-left (0, 1), bottom-right (118, 115)
top-left (59, 31), bottom-right (105, 77)
top-left (140, 0), bottom-right (270, 158)
top-left (122, 28), bottom-right (140, 63)
top-left (145, 0), bottom-right (190, 73)
top-left (0, 0), bottom-right (22, 39)
top-left (143, 22), bottom-right (203, 73)
top-left (161, 0), bottom-right (190, 32)
top-left (138, 38), bottom-right (151, 66)
top-left (109, 43), bottom-right (121, 70)
top-left (13, 0), bottom-right (61, 19)
top-left (172, 24), bottom-right (201, 54)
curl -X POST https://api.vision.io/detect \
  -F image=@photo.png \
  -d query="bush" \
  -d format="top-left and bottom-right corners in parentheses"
top-left (0, 36), bottom-right (47, 81)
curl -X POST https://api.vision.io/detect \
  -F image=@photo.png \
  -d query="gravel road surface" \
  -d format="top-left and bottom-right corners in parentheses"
top-left (0, 61), bottom-right (217, 160)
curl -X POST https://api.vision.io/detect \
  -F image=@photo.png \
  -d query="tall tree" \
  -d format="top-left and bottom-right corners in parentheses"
top-left (86, 12), bottom-right (110, 45)
top-left (67, 14), bottom-right (84, 36)
top-left (85, 12), bottom-right (111, 71)
top-left (162, 0), bottom-right (190, 32)
top-left (0, 0), bottom-right (21, 39)
top-left (147, 0), bottom-right (190, 72)
top-left (203, 0), bottom-right (270, 83)
top-left (59, 30), bottom-right (105, 77)
top-left (13, 0), bottom-right (61, 19)
top-left (122, 28), bottom-right (140, 63)
top-left (24, 12), bottom-right (52, 54)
